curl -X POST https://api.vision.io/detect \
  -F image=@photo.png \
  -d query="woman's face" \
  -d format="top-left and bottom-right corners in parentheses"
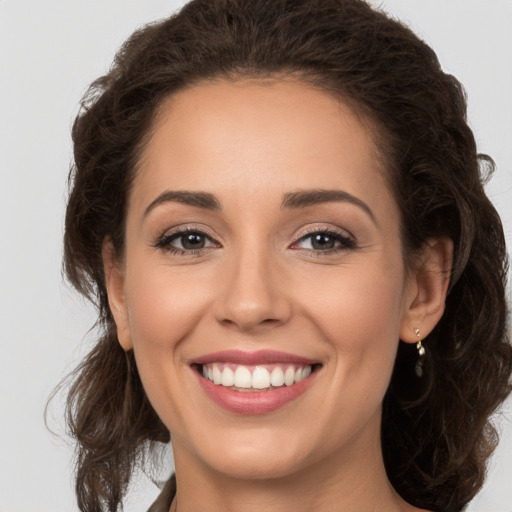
top-left (108, 79), bottom-right (421, 480)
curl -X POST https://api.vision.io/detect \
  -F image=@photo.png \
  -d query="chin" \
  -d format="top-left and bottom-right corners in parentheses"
top-left (178, 421), bottom-right (326, 482)
top-left (208, 448), bottom-right (311, 481)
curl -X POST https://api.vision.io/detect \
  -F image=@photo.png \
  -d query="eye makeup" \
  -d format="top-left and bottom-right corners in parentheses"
top-left (154, 223), bottom-right (358, 258)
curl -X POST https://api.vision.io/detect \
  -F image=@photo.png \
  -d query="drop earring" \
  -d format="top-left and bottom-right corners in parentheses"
top-left (415, 328), bottom-right (425, 377)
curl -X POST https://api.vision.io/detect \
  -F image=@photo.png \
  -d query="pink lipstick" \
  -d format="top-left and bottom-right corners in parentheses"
top-left (191, 350), bottom-right (321, 414)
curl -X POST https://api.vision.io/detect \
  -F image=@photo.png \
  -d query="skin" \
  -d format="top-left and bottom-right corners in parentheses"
top-left (104, 79), bottom-right (452, 512)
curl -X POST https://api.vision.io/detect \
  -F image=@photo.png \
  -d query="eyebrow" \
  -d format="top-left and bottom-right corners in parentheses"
top-left (282, 189), bottom-right (376, 224)
top-left (144, 190), bottom-right (221, 217)
top-left (143, 188), bottom-right (376, 224)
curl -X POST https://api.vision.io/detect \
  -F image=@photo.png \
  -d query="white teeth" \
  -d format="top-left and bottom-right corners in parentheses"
top-left (284, 366), bottom-right (295, 386)
top-left (202, 363), bottom-right (314, 389)
top-left (234, 366), bottom-right (252, 388)
top-left (221, 367), bottom-right (234, 387)
top-left (252, 367), bottom-right (271, 389)
top-left (270, 367), bottom-right (285, 387)
top-left (212, 364), bottom-right (222, 385)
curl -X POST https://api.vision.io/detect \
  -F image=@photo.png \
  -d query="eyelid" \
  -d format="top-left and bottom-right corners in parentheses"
top-left (290, 225), bottom-right (357, 252)
top-left (153, 223), bottom-right (356, 255)
top-left (155, 224), bottom-right (221, 252)
top-left (292, 224), bottom-right (355, 243)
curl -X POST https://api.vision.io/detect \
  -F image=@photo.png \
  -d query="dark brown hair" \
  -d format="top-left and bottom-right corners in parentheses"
top-left (61, 1), bottom-right (511, 511)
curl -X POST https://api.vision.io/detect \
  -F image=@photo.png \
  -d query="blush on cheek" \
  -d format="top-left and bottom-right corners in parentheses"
top-left (126, 269), bottom-right (209, 345)
top-left (313, 282), bottom-right (402, 384)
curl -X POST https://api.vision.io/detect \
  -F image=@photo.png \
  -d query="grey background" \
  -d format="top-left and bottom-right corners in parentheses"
top-left (1, 1), bottom-right (510, 510)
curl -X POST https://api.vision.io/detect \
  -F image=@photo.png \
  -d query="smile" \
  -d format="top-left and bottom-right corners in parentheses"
top-left (192, 350), bottom-right (321, 414)
top-left (201, 363), bottom-right (313, 390)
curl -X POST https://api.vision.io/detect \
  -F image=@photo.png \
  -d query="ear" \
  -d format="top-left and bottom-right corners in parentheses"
top-left (400, 237), bottom-right (454, 343)
top-left (102, 239), bottom-right (133, 351)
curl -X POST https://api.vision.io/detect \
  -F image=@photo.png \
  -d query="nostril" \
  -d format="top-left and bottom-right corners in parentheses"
top-left (214, 274), bottom-right (292, 330)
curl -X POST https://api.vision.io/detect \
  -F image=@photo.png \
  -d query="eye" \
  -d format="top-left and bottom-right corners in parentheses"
top-left (175, 232), bottom-right (208, 250)
top-left (292, 229), bottom-right (356, 253)
top-left (156, 228), bottom-right (219, 254)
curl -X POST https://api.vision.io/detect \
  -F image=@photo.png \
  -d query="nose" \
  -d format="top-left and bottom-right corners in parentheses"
top-left (214, 245), bottom-right (292, 332)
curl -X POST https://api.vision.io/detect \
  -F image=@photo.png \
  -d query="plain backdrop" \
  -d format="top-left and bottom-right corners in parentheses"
top-left (0, 1), bottom-right (511, 511)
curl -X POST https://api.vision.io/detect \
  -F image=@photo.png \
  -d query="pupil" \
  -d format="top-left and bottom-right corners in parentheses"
top-left (312, 234), bottom-right (334, 250)
top-left (182, 233), bottom-right (205, 250)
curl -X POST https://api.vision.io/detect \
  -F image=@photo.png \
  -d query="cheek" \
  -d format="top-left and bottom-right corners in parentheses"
top-left (301, 256), bottom-right (404, 330)
top-left (124, 263), bottom-right (210, 351)
top-left (298, 265), bottom-right (406, 448)
top-left (122, 263), bottom-right (214, 428)
top-left (296, 258), bottom-right (406, 382)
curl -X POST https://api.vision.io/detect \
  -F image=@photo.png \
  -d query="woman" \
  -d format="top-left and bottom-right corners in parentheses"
top-left (62, 0), bottom-right (512, 511)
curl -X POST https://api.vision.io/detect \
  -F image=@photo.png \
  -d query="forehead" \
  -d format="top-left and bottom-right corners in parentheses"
top-left (132, 79), bottom-right (394, 214)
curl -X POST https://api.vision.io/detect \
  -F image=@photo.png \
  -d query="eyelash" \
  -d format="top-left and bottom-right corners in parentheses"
top-left (155, 227), bottom-right (219, 255)
top-left (155, 226), bottom-right (357, 256)
top-left (291, 228), bottom-right (357, 256)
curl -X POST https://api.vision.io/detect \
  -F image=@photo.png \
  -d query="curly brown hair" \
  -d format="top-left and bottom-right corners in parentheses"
top-left (61, 1), bottom-right (511, 511)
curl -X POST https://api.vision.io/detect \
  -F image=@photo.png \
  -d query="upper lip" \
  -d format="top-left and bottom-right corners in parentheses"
top-left (191, 349), bottom-right (320, 366)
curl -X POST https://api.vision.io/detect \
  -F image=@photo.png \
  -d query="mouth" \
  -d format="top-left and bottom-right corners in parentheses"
top-left (194, 362), bottom-right (317, 391)
top-left (191, 350), bottom-right (322, 414)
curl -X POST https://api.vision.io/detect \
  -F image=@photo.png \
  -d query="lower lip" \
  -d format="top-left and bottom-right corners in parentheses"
top-left (195, 369), bottom-right (318, 415)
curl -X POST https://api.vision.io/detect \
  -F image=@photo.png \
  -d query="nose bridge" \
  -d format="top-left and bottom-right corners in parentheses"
top-left (215, 234), bottom-right (291, 331)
